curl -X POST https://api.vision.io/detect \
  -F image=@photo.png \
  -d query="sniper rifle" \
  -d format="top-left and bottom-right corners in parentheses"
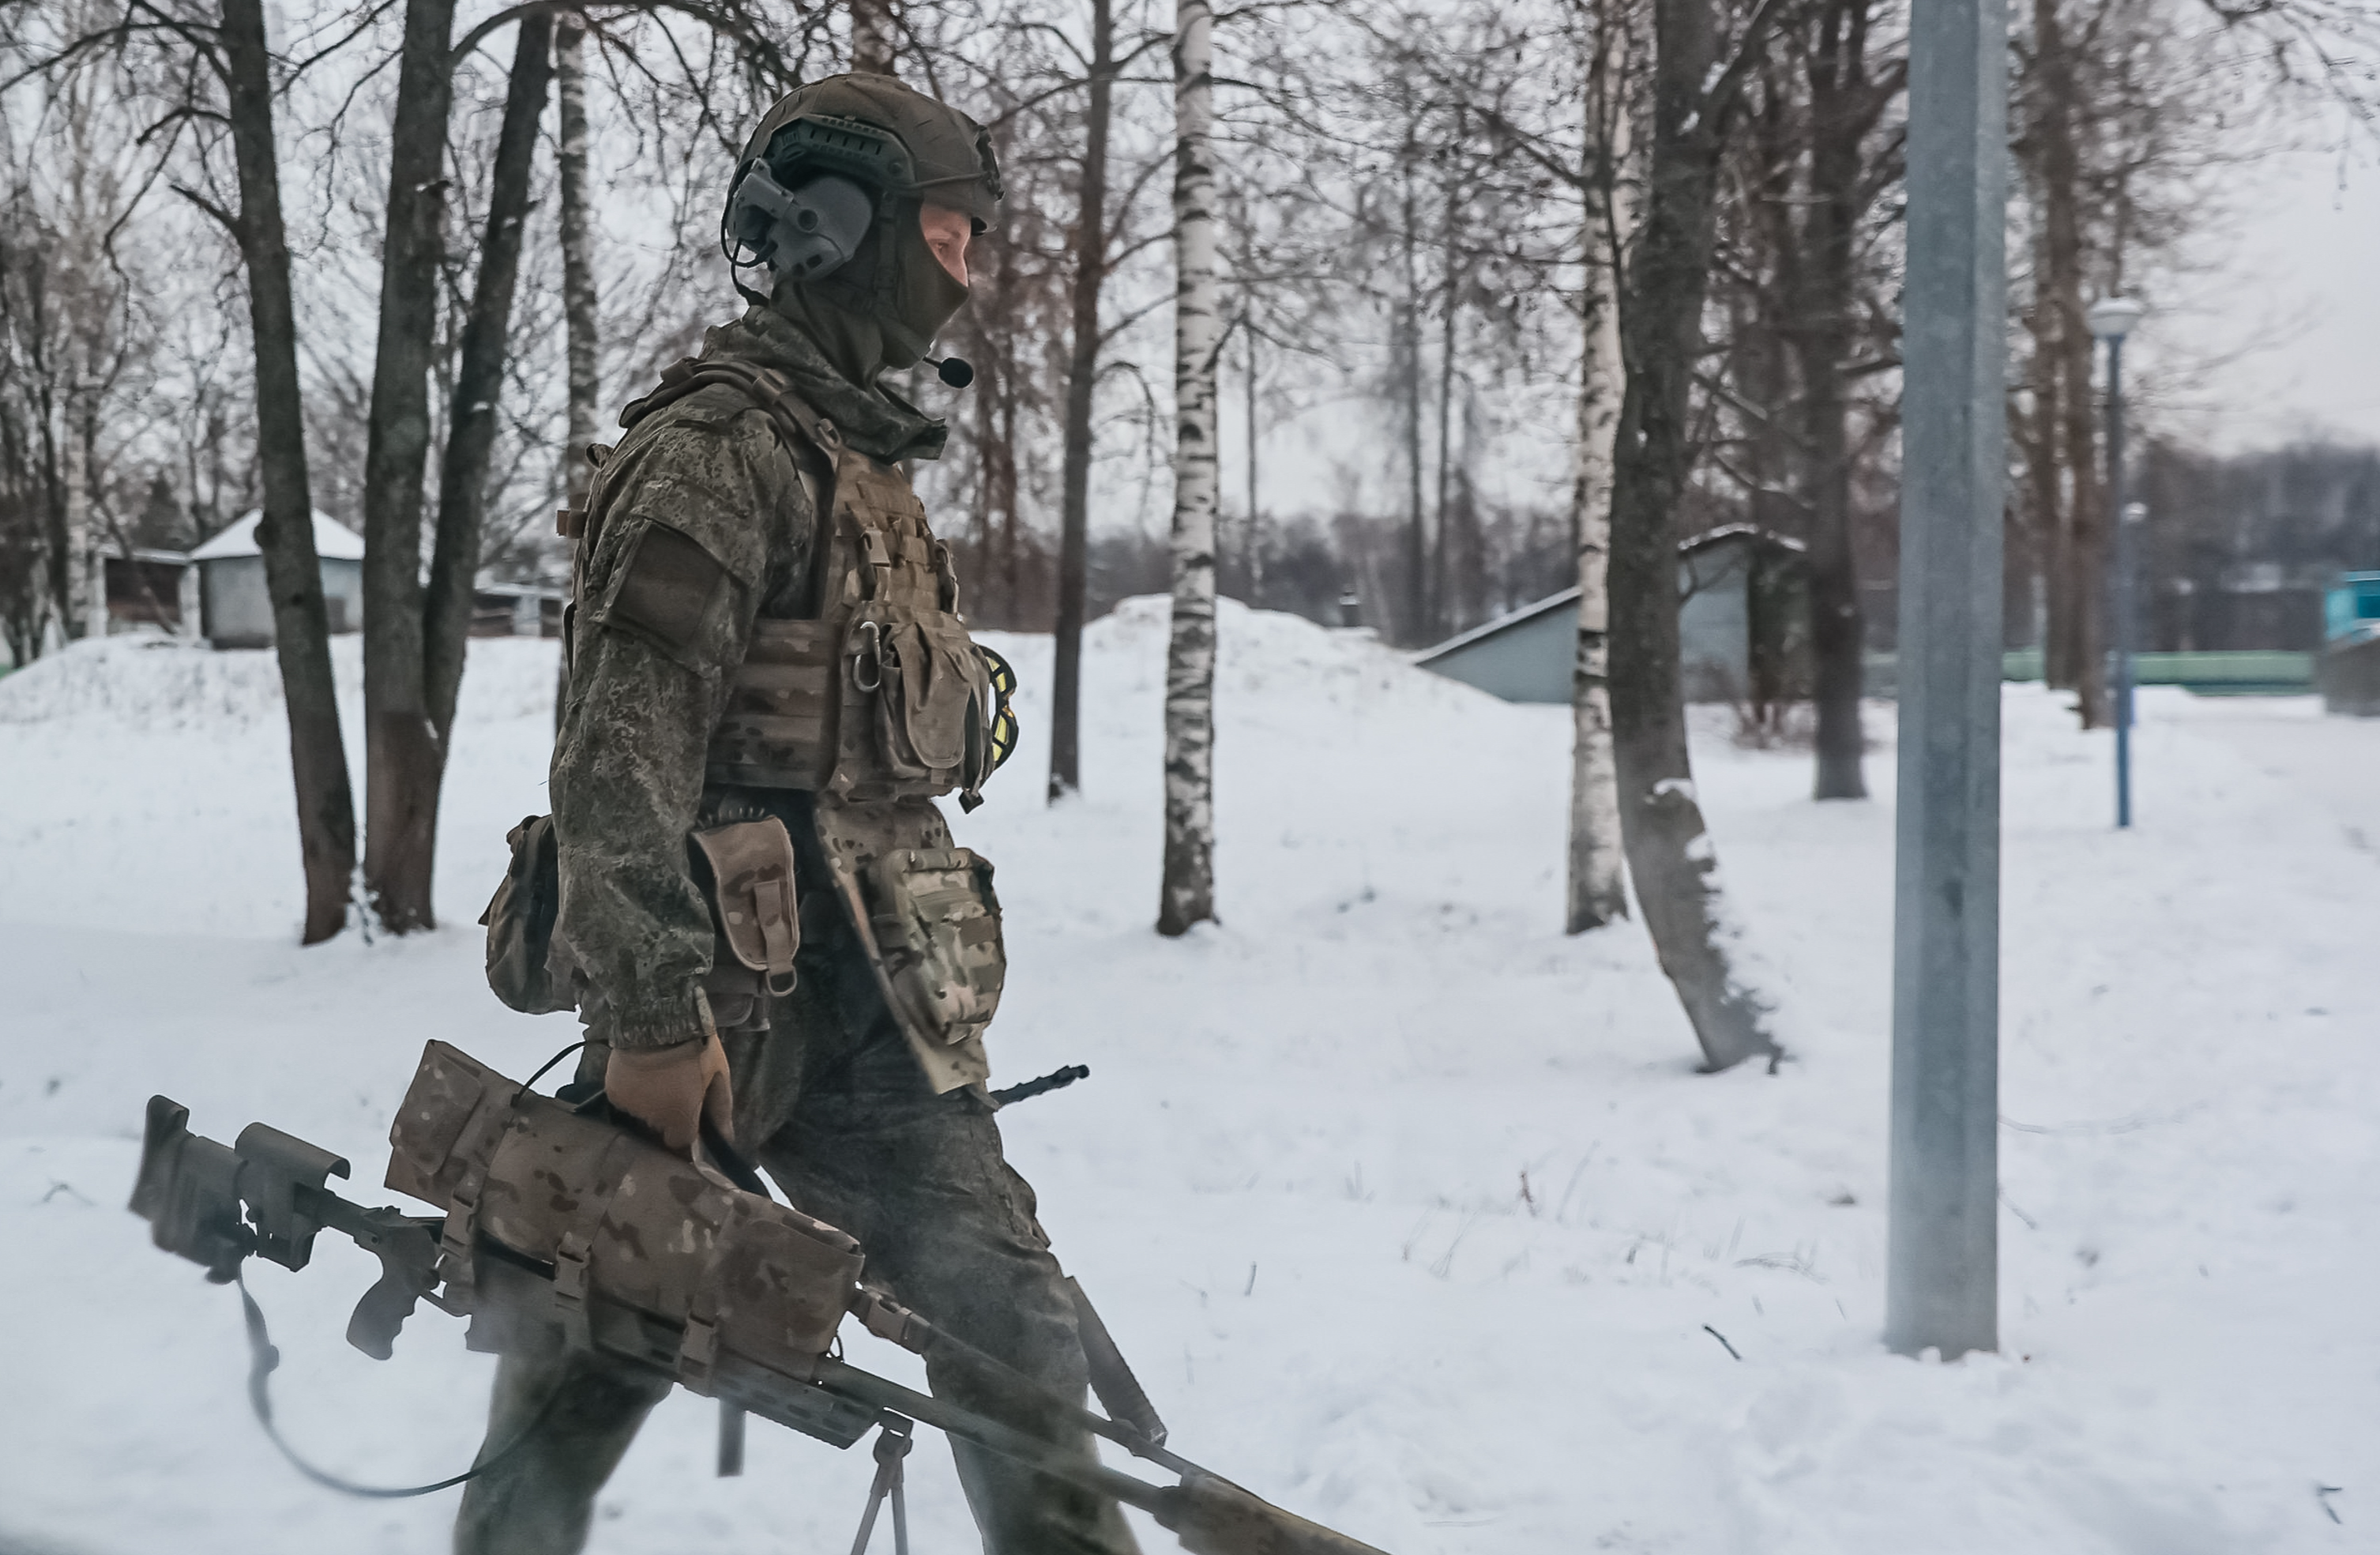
top-left (129, 1041), bottom-right (1390, 1555)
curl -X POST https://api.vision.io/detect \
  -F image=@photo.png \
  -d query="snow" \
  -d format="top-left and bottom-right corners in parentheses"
top-left (186, 510), bottom-right (367, 563)
top-left (2, 601), bottom-right (2376, 1554)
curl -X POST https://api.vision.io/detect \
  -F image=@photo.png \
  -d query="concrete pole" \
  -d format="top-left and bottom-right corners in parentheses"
top-left (1887, 0), bottom-right (2008, 1361)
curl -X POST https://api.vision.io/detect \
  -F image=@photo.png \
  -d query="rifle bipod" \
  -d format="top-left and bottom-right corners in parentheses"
top-left (846, 1418), bottom-right (914, 1555)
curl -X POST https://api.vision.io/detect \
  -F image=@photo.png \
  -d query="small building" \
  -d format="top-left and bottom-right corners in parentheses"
top-left (2319, 570), bottom-right (2380, 716)
top-left (471, 579), bottom-right (566, 638)
top-left (1415, 525), bottom-right (1812, 706)
top-left (102, 548), bottom-right (200, 634)
top-left (190, 510), bottom-right (365, 649)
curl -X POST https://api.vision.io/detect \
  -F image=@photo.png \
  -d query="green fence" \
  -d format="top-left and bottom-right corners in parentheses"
top-left (1863, 649), bottom-right (2313, 698)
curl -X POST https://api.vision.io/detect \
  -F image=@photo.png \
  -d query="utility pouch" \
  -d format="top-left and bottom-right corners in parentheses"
top-left (690, 818), bottom-right (801, 997)
top-left (865, 847), bottom-right (1006, 1052)
top-left (870, 613), bottom-right (994, 787)
top-left (480, 815), bottom-right (571, 1015)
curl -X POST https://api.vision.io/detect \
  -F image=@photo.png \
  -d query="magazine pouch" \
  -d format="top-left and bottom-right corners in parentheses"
top-left (690, 818), bottom-right (801, 997)
top-left (480, 815), bottom-right (572, 1015)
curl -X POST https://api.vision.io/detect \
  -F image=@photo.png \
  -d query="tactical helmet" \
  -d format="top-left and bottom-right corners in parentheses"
top-left (721, 74), bottom-right (1002, 369)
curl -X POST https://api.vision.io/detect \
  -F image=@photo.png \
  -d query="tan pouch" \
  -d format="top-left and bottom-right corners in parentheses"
top-left (866, 847), bottom-right (1006, 1050)
top-left (810, 797), bottom-right (992, 1094)
top-left (690, 819), bottom-right (801, 996)
top-left (874, 618), bottom-right (987, 778)
top-left (480, 815), bottom-right (572, 1015)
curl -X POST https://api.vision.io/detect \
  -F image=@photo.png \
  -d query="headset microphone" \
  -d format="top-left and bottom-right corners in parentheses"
top-left (926, 356), bottom-right (974, 389)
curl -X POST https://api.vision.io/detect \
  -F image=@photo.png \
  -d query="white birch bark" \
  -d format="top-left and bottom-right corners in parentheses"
top-left (1158, 0), bottom-right (1219, 937)
top-left (1566, 32), bottom-right (1634, 933)
top-left (555, 12), bottom-right (596, 729)
top-left (62, 394), bottom-right (94, 640)
top-left (557, 13), bottom-right (599, 506)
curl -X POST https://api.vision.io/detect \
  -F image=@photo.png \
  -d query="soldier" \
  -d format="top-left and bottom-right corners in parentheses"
top-left (455, 73), bottom-right (1139, 1555)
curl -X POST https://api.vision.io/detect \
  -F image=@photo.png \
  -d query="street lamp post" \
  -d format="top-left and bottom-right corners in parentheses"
top-left (2088, 296), bottom-right (2146, 829)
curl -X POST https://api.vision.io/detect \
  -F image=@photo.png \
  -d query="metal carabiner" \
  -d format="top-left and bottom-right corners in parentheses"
top-left (852, 619), bottom-right (884, 693)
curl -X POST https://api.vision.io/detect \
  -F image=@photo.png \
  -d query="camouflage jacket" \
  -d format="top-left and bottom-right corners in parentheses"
top-left (550, 306), bottom-right (949, 1054)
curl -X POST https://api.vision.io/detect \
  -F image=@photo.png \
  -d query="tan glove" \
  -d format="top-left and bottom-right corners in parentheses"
top-left (603, 1033), bottom-right (733, 1157)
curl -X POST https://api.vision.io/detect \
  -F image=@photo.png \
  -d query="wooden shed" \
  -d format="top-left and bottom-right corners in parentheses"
top-left (190, 510), bottom-right (365, 649)
top-left (1415, 525), bottom-right (1812, 706)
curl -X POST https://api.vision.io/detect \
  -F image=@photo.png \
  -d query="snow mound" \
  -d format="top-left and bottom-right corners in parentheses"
top-left (0, 634), bottom-right (559, 731)
top-left (0, 634), bottom-right (318, 729)
top-left (1084, 593), bottom-right (1498, 716)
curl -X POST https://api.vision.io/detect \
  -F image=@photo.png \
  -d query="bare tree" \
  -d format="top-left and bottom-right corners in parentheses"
top-left (219, 0), bottom-right (360, 943)
top-left (1607, 0), bottom-right (1787, 1071)
top-left (1048, 0), bottom-right (1118, 801)
top-left (356, 0), bottom-right (461, 932)
top-left (426, 15), bottom-right (554, 752)
top-left (1159, 0), bottom-right (1218, 936)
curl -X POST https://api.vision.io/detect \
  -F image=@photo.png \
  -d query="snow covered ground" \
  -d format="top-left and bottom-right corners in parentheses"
top-left (1, 604), bottom-right (2374, 1555)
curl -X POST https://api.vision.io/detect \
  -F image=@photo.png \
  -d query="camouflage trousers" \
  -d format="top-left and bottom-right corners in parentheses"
top-left (451, 1001), bottom-right (1139, 1555)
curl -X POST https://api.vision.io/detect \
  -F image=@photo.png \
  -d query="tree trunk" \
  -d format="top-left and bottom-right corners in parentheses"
top-left (359, 0), bottom-right (459, 932)
top-left (852, 0), bottom-right (899, 75)
top-left (1243, 324), bottom-right (1263, 604)
top-left (1398, 181), bottom-right (1427, 646)
top-left (1566, 24), bottom-right (1631, 934)
top-left (1049, 0), bottom-right (1113, 801)
top-left (1802, 0), bottom-right (1871, 798)
top-left (1432, 179), bottom-right (1460, 638)
top-left (2021, 283), bottom-right (2062, 676)
top-left (1159, 0), bottom-right (1220, 938)
top-left (220, 0), bottom-right (359, 945)
top-left (427, 14), bottom-right (552, 749)
top-left (2028, 0), bottom-right (2104, 726)
top-left (1607, 0), bottom-right (1782, 1071)
top-left (60, 387), bottom-right (91, 639)
top-left (556, 9), bottom-right (596, 732)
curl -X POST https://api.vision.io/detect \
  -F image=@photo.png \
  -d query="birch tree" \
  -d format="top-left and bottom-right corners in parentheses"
top-left (555, 11), bottom-right (596, 732)
top-left (1158, 0), bottom-right (1218, 936)
top-left (1566, 5), bottom-right (1632, 932)
top-left (558, 13), bottom-right (600, 511)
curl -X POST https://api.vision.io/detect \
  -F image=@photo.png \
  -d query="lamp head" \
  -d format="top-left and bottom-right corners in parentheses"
top-left (2087, 296), bottom-right (2147, 341)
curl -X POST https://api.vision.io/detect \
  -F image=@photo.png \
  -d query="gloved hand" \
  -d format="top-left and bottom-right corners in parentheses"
top-left (603, 1033), bottom-right (733, 1157)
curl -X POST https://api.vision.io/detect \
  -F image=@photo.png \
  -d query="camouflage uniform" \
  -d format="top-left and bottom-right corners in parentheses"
top-left (453, 293), bottom-right (1135, 1553)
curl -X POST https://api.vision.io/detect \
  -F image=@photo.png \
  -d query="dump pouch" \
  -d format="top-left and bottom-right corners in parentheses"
top-left (481, 815), bottom-right (571, 1015)
top-left (867, 846), bottom-right (1006, 1052)
top-left (691, 818), bottom-right (801, 996)
top-left (810, 798), bottom-right (994, 1094)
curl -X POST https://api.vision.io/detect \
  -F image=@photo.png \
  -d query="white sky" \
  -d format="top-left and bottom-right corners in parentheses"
top-left (2178, 137), bottom-right (2380, 451)
top-left (1217, 121), bottom-right (2380, 529)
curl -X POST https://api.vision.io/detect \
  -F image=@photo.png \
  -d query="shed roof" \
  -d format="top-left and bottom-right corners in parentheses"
top-left (1413, 525), bottom-right (1810, 666)
top-left (190, 510), bottom-right (364, 563)
top-left (1414, 587), bottom-right (1581, 667)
